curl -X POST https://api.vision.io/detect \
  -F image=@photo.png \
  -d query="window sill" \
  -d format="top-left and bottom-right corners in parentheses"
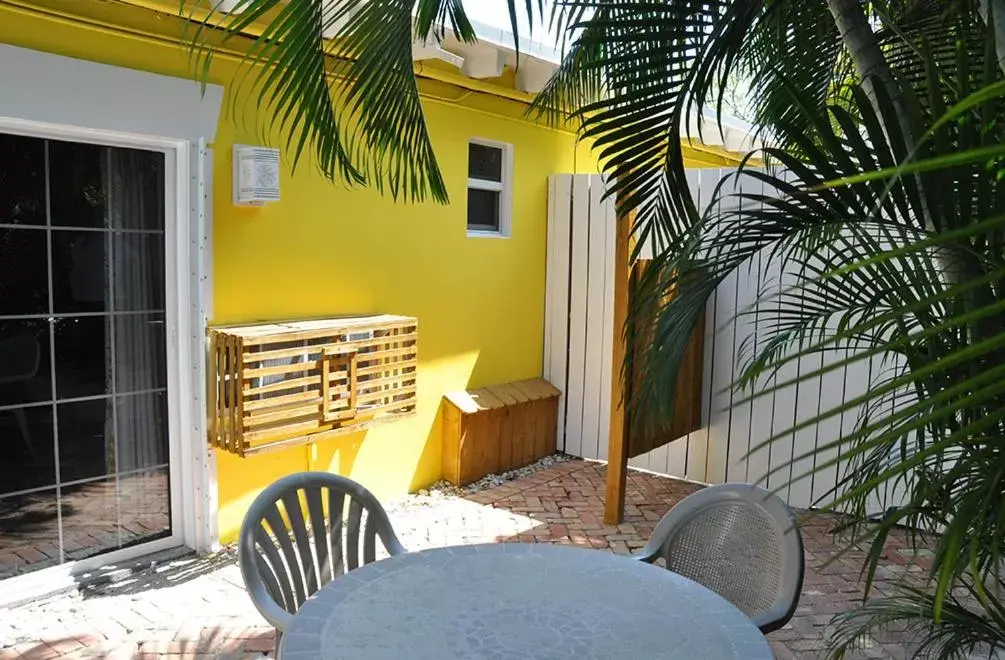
top-left (466, 230), bottom-right (510, 239)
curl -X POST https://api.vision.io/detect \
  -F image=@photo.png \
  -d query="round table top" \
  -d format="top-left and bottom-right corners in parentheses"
top-left (280, 543), bottom-right (774, 660)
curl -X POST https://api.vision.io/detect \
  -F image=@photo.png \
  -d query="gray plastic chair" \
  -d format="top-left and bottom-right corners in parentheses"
top-left (238, 472), bottom-right (406, 638)
top-left (633, 483), bottom-right (804, 634)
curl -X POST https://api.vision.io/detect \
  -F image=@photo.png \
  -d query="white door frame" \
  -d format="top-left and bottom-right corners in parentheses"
top-left (0, 117), bottom-right (211, 604)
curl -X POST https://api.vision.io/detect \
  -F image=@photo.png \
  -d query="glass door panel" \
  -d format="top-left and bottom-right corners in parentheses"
top-left (0, 133), bottom-right (171, 579)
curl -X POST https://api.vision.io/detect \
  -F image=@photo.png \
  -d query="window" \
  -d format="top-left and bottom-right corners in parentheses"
top-left (467, 139), bottom-right (512, 237)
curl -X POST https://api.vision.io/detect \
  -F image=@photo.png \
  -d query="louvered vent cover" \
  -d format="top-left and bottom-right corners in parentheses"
top-left (233, 145), bottom-right (280, 206)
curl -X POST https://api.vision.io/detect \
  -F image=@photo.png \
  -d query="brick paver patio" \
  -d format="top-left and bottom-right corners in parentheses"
top-left (1, 473), bottom-right (171, 580)
top-left (1, 458), bottom-right (930, 659)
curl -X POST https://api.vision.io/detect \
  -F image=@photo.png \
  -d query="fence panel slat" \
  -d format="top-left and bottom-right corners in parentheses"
top-left (705, 167), bottom-right (740, 486)
top-left (787, 351), bottom-right (823, 509)
top-left (743, 175), bottom-right (773, 486)
top-left (764, 259), bottom-right (800, 503)
top-left (685, 168), bottom-right (712, 483)
top-left (723, 176), bottom-right (761, 484)
top-left (809, 334), bottom-right (848, 506)
top-left (581, 177), bottom-right (609, 461)
top-left (544, 176), bottom-right (555, 396)
top-left (597, 177), bottom-right (616, 462)
top-left (563, 175), bottom-right (591, 459)
top-left (545, 175), bottom-right (573, 452)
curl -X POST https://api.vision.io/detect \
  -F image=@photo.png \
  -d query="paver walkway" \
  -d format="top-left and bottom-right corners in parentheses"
top-left (1, 458), bottom-right (931, 659)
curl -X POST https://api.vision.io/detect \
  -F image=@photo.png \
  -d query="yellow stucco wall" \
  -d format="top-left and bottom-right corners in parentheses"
top-left (0, 1), bottom-right (742, 544)
top-left (211, 85), bottom-right (584, 541)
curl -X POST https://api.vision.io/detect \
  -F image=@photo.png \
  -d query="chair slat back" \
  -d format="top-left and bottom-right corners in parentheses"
top-left (635, 483), bottom-right (804, 634)
top-left (239, 472), bottom-right (406, 631)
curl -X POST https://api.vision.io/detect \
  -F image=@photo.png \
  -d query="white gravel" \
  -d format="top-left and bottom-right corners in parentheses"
top-left (395, 453), bottom-right (571, 501)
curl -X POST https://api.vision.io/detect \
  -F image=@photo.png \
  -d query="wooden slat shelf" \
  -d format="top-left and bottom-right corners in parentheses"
top-left (208, 315), bottom-right (418, 457)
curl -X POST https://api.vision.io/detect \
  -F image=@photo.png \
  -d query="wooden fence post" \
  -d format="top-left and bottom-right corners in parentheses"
top-left (604, 209), bottom-right (634, 525)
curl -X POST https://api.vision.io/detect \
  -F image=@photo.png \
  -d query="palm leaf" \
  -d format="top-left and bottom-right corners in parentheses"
top-left (183, 0), bottom-right (549, 203)
top-left (828, 580), bottom-right (1005, 660)
top-left (622, 9), bottom-right (1005, 645)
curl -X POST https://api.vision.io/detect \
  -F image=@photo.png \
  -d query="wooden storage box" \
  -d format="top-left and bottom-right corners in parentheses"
top-left (208, 315), bottom-right (417, 456)
top-left (441, 378), bottom-right (560, 486)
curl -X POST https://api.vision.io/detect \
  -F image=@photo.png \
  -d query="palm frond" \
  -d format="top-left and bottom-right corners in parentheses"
top-left (184, 0), bottom-right (550, 203)
top-left (624, 9), bottom-right (1005, 638)
top-left (829, 580), bottom-right (1005, 660)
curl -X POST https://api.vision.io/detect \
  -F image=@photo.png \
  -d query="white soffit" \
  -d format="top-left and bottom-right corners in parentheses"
top-left (435, 17), bottom-right (562, 93)
top-left (514, 56), bottom-right (553, 94)
top-left (199, 3), bottom-right (761, 153)
top-left (0, 43), bottom-right (224, 142)
top-left (213, 0), bottom-right (246, 13)
top-left (207, 0), bottom-right (562, 91)
top-left (459, 44), bottom-right (507, 79)
top-left (685, 112), bottom-right (761, 153)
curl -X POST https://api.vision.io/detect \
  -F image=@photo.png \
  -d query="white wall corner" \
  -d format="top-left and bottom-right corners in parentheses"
top-left (213, 0), bottom-right (247, 13)
top-left (516, 58), bottom-right (553, 93)
top-left (461, 46), bottom-right (507, 79)
top-left (412, 38), bottom-right (465, 68)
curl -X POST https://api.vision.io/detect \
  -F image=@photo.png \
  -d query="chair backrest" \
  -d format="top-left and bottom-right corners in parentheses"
top-left (238, 471), bottom-right (406, 631)
top-left (635, 483), bottom-right (803, 634)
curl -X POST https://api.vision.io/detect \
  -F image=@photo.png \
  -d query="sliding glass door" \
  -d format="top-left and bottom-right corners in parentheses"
top-left (0, 132), bottom-right (172, 579)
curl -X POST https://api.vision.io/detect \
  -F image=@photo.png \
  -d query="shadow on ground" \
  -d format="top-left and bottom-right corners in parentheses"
top-left (76, 547), bottom-right (239, 599)
top-left (1, 625), bottom-right (276, 659)
top-left (459, 459), bottom-right (931, 660)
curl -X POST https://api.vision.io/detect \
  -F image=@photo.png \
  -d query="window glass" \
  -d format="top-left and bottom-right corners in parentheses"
top-left (468, 143), bottom-right (503, 182)
top-left (0, 229), bottom-right (49, 314)
top-left (0, 134), bottom-right (45, 226)
top-left (467, 189), bottom-right (501, 232)
top-left (0, 133), bottom-right (172, 580)
top-left (48, 140), bottom-right (107, 228)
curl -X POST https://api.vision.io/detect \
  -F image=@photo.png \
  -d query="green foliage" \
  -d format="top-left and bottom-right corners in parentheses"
top-left (546, 1), bottom-right (1005, 655)
top-left (183, 0), bottom-right (1005, 655)
top-left (537, 0), bottom-right (1005, 655)
top-left (829, 579), bottom-right (1005, 659)
top-left (182, 0), bottom-right (549, 203)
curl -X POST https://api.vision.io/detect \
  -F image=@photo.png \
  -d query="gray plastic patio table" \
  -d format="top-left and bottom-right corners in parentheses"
top-left (278, 542), bottom-right (774, 659)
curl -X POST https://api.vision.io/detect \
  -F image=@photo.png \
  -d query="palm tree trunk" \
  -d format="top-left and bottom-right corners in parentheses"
top-left (826, 0), bottom-right (905, 118)
top-left (978, 0), bottom-right (1005, 76)
top-left (826, 0), bottom-right (926, 219)
top-left (826, 0), bottom-right (925, 203)
top-left (827, 0), bottom-right (996, 338)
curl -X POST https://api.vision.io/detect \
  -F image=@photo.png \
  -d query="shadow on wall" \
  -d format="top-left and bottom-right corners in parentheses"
top-left (409, 402), bottom-right (445, 492)
top-left (404, 342), bottom-right (517, 492)
top-left (216, 432), bottom-right (365, 538)
top-left (310, 432), bottom-right (365, 475)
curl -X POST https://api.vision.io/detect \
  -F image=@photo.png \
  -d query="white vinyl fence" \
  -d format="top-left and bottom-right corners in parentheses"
top-left (544, 170), bottom-right (899, 511)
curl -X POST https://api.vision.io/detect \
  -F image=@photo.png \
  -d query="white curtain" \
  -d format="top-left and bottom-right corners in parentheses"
top-left (103, 147), bottom-right (166, 477)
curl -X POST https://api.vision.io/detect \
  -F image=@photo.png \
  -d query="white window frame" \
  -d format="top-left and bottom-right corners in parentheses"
top-left (467, 138), bottom-right (513, 238)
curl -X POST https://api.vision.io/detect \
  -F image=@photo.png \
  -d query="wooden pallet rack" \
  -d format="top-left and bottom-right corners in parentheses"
top-left (208, 315), bottom-right (417, 456)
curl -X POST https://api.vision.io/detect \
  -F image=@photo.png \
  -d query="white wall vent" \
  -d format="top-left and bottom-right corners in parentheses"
top-left (233, 145), bottom-right (280, 207)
